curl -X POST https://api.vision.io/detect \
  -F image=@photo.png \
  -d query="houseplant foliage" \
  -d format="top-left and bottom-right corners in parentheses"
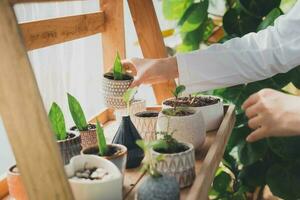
top-left (162, 0), bottom-right (300, 199)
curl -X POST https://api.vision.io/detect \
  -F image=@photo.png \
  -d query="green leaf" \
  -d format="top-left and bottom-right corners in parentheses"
top-left (96, 120), bottom-right (107, 156)
top-left (162, 0), bottom-right (193, 20)
top-left (290, 66), bottom-right (300, 89)
top-left (180, 0), bottom-right (209, 33)
top-left (172, 85), bottom-right (186, 98)
top-left (113, 52), bottom-right (123, 80)
top-left (152, 140), bottom-right (169, 151)
top-left (48, 102), bottom-right (67, 140)
top-left (123, 87), bottom-right (138, 105)
top-left (268, 136), bottom-right (300, 160)
top-left (213, 171), bottom-right (232, 193)
top-left (239, 161), bottom-right (268, 188)
top-left (238, 139), bottom-right (268, 166)
top-left (267, 162), bottom-right (300, 199)
top-left (67, 93), bottom-right (88, 131)
top-left (257, 8), bottom-right (283, 31)
top-left (239, 0), bottom-right (281, 17)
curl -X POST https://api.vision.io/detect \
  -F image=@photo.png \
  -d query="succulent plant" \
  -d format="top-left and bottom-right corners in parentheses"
top-left (67, 93), bottom-right (88, 131)
top-left (48, 102), bottom-right (67, 140)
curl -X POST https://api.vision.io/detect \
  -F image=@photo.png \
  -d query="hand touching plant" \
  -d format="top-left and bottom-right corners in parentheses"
top-left (242, 89), bottom-right (300, 142)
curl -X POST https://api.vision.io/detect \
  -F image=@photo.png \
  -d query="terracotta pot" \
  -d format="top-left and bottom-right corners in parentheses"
top-left (102, 73), bottom-right (133, 109)
top-left (57, 131), bottom-right (81, 164)
top-left (133, 111), bottom-right (159, 142)
top-left (151, 142), bottom-right (195, 188)
top-left (156, 109), bottom-right (206, 149)
top-left (65, 155), bottom-right (122, 200)
top-left (71, 124), bottom-right (97, 150)
top-left (114, 99), bottom-right (146, 122)
top-left (81, 144), bottom-right (127, 174)
top-left (7, 165), bottom-right (28, 200)
top-left (162, 95), bottom-right (224, 131)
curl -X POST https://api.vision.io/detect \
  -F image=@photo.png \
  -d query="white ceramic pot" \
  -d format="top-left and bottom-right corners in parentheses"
top-left (151, 142), bottom-right (195, 188)
top-left (65, 155), bottom-right (122, 200)
top-left (102, 73), bottom-right (133, 109)
top-left (162, 95), bottom-right (224, 131)
top-left (156, 109), bottom-right (206, 149)
top-left (114, 99), bottom-right (146, 122)
top-left (132, 111), bottom-right (159, 142)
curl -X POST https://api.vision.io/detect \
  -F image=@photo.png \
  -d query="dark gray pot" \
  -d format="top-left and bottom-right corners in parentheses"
top-left (57, 132), bottom-right (81, 164)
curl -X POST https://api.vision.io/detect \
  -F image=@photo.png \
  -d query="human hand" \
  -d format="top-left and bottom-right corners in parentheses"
top-left (242, 89), bottom-right (300, 143)
top-left (122, 57), bottom-right (179, 87)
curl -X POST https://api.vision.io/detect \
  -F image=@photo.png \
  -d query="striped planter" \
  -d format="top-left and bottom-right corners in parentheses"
top-left (132, 111), bottom-right (158, 142)
top-left (151, 142), bottom-right (196, 188)
top-left (115, 99), bottom-right (146, 122)
top-left (57, 132), bottom-right (81, 164)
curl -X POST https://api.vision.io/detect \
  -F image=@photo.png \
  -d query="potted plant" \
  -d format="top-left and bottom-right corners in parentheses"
top-left (151, 130), bottom-right (196, 188)
top-left (102, 52), bottom-right (134, 109)
top-left (65, 155), bottom-right (123, 200)
top-left (157, 85), bottom-right (206, 149)
top-left (68, 93), bottom-right (97, 149)
top-left (7, 165), bottom-right (28, 200)
top-left (133, 110), bottom-right (159, 142)
top-left (82, 120), bottom-right (127, 174)
top-left (136, 140), bottom-right (180, 200)
top-left (48, 102), bottom-right (81, 164)
top-left (112, 87), bottom-right (144, 169)
top-left (162, 86), bottom-right (223, 131)
top-left (114, 99), bottom-right (146, 122)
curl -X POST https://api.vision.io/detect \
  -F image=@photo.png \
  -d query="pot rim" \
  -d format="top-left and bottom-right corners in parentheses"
top-left (162, 95), bottom-right (223, 108)
top-left (151, 142), bottom-right (194, 156)
top-left (57, 131), bottom-right (80, 143)
top-left (103, 72), bottom-right (134, 81)
top-left (159, 108), bottom-right (200, 119)
top-left (81, 144), bottom-right (127, 160)
top-left (8, 165), bottom-right (19, 175)
top-left (134, 110), bottom-right (159, 119)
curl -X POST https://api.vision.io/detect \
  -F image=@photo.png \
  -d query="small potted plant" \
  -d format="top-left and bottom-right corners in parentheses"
top-left (82, 120), bottom-right (127, 174)
top-left (48, 102), bottom-right (81, 164)
top-left (112, 87), bottom-right (144, 169)
top-left (68, 93), bottom-right (97, 149)
top-left (7, 165), bottom-right (28, 200)
top-left (136, 140), bottom-right (180, 200)
top-left (157, 85), bottom-right (206, 149)
top-left (65, 155), bottom-right (123, 200)
top-left (102, 52), bottom-right (134, 109)
top-left (162, 86), bottom-right (223, 131)
top-left (151, 130), bottom-right (196, 188)
top-left (133, 110), bottom-right (159, 142)
top-left (114, 98), bottom-right (146, 122)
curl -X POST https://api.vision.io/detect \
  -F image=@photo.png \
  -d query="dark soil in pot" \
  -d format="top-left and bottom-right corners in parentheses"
top-left (103, 72), bottom-right (133, 81)
top-left (135, 111), bottom-right (159, 118)
top-left (164, 96), bottom-right (220, 107)
top-left (153, 143), bottom-right (189, 154)
top-left (82, 145), bottom-right (124, 158)
top-left (70, 123), bottom-right (96, 131)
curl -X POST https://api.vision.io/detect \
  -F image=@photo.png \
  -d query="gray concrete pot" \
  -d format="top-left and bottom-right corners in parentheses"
top-left (57, 131), bottom-right (81, 164)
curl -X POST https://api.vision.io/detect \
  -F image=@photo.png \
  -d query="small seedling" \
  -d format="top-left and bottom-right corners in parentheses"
top-left (67, 93), bottom-right (88, 131)
top-left (96, 120), bottom-right (108, 156)
top-left (48, 102), bottom-right (67, 140)
top-left (113, 52), bottom-right (123, 80)
top-left (171, 85), bottom-right (186, 111)
top-left (123, 87), bottom-right (138, 115)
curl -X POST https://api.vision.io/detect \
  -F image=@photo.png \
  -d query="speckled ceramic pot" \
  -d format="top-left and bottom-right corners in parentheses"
top-left (162, 95), bottom-right (223, 131)
top-left (102, 73), bottom-right (133, 109)
top-left (115, 99), bottom-right (146, 122)
top-left (70, 124), bottom-right (97, 150)
top-left (151, 142), bottom-right (195, 188)
top-left (133, 111), bottom-right (159, 142)
top-left (156, 109), bottom-right (206, 149)
top-left (57, 131), bottom-right (81, 164)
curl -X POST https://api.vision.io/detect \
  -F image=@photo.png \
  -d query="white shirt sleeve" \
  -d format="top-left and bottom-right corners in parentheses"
top-left (176, 1), bottom-right (300, 94)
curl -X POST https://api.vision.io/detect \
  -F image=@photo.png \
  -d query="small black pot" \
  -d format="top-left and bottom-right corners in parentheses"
top-left (112, 116), bottom-right (144, 168)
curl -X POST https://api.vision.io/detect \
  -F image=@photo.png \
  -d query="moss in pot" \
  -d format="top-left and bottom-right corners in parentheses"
top-left (48, 102), bottom-right (81, 164)
top-left (102, 52), bottom-right (134, 109)
top-left (113, 87), bottom-right (144, 169)
top-left (67, 93), bottom-right (97, 149)
top-left (136, 140), bottom-right (180, 200)
top-left (82, 121), bottom-right (127, 173)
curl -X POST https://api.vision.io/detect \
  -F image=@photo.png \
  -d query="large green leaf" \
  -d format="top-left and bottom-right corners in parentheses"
top-left (267, 162), bottom-right (300, 199)
top-left (239, 161), bottom-right (268, 188)
top-left (257, 8), bottom-right (283, 31)
top-left (268, 136), bottom-right (300, 160)
top-left (162, 0), bottom-right (193, 20)
top-left (226, 124), bottom-right (250, 152)
top-left (96, 120), bottom-right (107, 156)
top-left (180, 0), bottom-right (209, 33)
top-left (239, 0), bottom-right (281, 17)
top-left (113, 52), bottom-right (123, 80)
top-left (238, 139), bottom-right (268, 166)
top-left (213, 171), bottom-right (232, 193)
top-left (67, 93), bottom-right (88, 131)
top-left (48, 102), bottom-right (67, 140)
top-left (290, 66), bottom-right (300, 89)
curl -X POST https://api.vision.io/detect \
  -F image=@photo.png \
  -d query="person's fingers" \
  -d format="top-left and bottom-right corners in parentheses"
top-left (246, 127), bottom-right (267, 142)
top-left (245, 103), bottom-right (261, 118)
top-left (248, 115), bottom-right (262, 129)
top-left (122, 59), bottom-right (137, 75)
top-left (130, 77), bottom-right (142, 88)
top-left (242, 92), bottom-right (259, 110)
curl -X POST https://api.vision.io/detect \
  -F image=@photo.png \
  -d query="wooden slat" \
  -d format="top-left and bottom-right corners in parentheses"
top-left (0, 0), bottom-right (74, 199)
top-left (10, 0), bottom-right (73, 4)
top-left (101, 0), bottom-right (126, 71)
top-left (127, 0), bottom-right (176, 104)
top-left (20, 12), bottom-right (105, 51)
top-left (89, 108), bottom-right (115, 124)
top-left (187, 104), bottom-right (236, 200)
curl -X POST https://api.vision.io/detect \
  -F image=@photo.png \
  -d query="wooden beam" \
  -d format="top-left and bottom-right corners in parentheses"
top-left (0, 1), bottom-right (74, 199)
top-left (89, 108), bottom-right (115, 124)
top-left (10, 0), bottom-right (74, 4)
top-left (20, 12), bottom-right (105, 51)
top-left (127, 0), bottom-right (176, 104)
top-left (100, 0), bottom-right (126, 71)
